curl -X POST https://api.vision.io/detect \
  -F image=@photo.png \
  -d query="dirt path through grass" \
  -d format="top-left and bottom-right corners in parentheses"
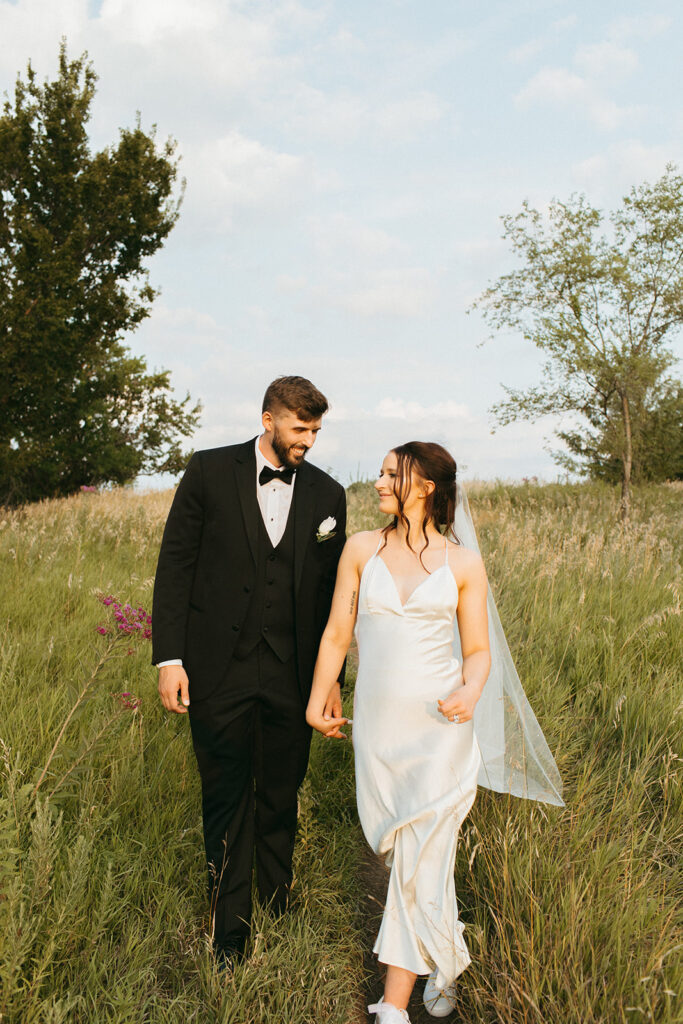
top-left (357, 845), bottom-right (449, 1024)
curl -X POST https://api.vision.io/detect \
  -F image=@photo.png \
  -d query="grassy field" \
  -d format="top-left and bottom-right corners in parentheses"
top-left (0, 480), bottom-right (680, 1023)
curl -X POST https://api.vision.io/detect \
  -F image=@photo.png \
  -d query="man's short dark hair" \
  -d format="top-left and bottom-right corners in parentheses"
top-left (262, 376), bottom-right (329, 420)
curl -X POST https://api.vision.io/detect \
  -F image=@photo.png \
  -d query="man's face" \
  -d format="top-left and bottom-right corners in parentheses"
top-left (262, 408), bottom-right (323, 469)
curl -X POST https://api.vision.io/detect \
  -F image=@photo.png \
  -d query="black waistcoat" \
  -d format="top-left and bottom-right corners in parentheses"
top-left (233, 492), bottom-right (297, 662)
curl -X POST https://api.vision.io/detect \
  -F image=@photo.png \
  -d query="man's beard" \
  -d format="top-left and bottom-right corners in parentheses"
top-left (272, 427), bottom-right (309, 469)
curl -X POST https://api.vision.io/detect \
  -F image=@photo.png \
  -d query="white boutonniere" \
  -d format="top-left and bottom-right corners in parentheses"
top-left (316, 516), bottom-right (336, 543)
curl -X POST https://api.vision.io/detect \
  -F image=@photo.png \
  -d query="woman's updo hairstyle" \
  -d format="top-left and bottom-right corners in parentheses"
top-left (381, 441), bottom-right (459, 566)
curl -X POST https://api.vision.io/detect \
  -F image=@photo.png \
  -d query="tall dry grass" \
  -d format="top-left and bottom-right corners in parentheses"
top-left (0, 488), bottom-right (362, 1024)
top-left (0, 480), bottom-right (680, 1023)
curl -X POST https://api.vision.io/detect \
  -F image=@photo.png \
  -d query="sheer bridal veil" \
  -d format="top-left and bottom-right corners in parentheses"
top-left (451, 486), bottom-right (564, 807)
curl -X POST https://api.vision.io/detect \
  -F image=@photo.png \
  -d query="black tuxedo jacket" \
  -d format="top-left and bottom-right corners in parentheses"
top-left (152, 438), bottom-right (347, 702)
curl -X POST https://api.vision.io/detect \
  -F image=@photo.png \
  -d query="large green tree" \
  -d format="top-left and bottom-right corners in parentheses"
top-left (0, 45), bottom-right (200, 505)
top-left (475, 166), bottom-right (683, 516)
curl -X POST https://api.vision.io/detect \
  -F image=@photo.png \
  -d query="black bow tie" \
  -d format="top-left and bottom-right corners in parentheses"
top-left (259, 465), bottom-right (295, 486)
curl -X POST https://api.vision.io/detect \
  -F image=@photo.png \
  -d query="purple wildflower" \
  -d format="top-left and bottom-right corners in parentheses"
top-left (96, 594), bottom-right (152, 644)
top-left (112, 692), bottom-right (142, 710)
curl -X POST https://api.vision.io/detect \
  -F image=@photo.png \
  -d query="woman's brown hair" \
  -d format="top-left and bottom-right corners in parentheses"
top-left (381, 441), bottom-right (459, 568)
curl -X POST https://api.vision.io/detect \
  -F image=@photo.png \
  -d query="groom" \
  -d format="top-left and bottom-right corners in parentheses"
top-left (152, 376), bottom-right (346, 963)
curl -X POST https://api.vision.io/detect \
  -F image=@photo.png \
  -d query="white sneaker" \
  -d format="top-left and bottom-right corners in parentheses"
top-left (422, 969), bottom-right (457, 1017)
top-left (367, 996), bottom-right (411, 1023)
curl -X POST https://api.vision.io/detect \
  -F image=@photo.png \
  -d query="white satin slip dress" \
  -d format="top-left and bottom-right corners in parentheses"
top-left (353, 537), bottom-right (481, 989)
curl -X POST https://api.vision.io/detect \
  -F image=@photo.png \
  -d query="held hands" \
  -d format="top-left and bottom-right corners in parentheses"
top-left (438, 681), bottom-right (480, 724)
top-left (306, 681), bottom-right (349, 740)
top-left (158, 664), bottom-right (190, 714)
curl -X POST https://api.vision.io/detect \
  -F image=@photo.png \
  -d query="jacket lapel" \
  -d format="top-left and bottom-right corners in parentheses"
top-left (293, 461), bottom-right (316, 595)
top-left (234, 438), bottom-right (260, 564)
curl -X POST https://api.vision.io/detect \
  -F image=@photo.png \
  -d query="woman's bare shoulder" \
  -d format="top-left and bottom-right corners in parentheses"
top-left (340, 530), bottom-right (383, 575)
top-left (345, 529), bottom-right (383, 555)
top-left (446, 538), bottom-right (487, 584)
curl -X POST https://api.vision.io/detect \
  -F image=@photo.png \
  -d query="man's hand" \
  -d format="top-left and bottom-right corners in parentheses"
top-left (158, 664), bottom-right (190, 714)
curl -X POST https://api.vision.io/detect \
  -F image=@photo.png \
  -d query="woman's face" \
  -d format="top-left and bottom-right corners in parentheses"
top-left (375, 450), bottom-right (426, 516)
top-left (374, 451), bottom-right (399, 515)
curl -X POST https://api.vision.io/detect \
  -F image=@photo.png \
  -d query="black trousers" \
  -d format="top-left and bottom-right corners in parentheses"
top-left (188, 641), bottom-right (311, 952)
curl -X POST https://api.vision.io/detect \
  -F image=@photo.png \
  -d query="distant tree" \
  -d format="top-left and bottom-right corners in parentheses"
top-left (559, 379), bottom-right (683, 485)
top-left (0, 44), bottom-right (200, 505)
top-left (474, 166), bottom-right (683, 517)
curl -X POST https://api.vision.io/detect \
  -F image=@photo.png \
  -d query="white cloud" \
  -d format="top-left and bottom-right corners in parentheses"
top-left (130, 303), bottom-right (227, 372)
top-left (330, 28), bottom-right (366, 54)
top-left (508, 14), bottom-right (578, 63)
top-left (0, 0), bottom-right (88, 77)
top-left (509, 38), bottom-right (544, 64)
top-left (515, 30), bottom-right (643, 132)
top-left (607, 14), bottom-right (672, 42)
top-left (184, 131), bottom-right (309, 229)
top-left (330, 267), bottom-right (437, 318)
top-left (147, 305), bottom-right (219, 333)
top-left (309, 213), bottom-right (408, 261)
top-left (375, 398), bottom-right (472, 422)
top-left (574, 41), bottom-right (638, 81)
top-left (284, 84), bottom-right (447, 143)
top-left (96, 0), bottom-right (291, 98)
top-left (0, 0), bottom-right (288, 103)
top-left (516, 66), bottom-right (582, 106)
top-left (515, 64), bottom-right (638, 131)
top-left (374, 92), bottom-right (447, 142)
top-left (99, 0), bottom-right (219, 42)
top-left (572, 141), bottom-right (681, 197)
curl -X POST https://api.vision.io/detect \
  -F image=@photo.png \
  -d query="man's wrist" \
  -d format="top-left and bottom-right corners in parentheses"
top-left (157, 659), bottom-right (183, 668)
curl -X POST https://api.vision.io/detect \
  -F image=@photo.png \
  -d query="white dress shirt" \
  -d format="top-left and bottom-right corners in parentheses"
top-left (157, 437), bottom-right (296, 668)
top-left (254, 435), bottom-right (296, 546)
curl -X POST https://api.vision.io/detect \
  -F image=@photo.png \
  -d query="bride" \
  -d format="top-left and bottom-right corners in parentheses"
top-left (306, 442), bottom-right (563, 1023)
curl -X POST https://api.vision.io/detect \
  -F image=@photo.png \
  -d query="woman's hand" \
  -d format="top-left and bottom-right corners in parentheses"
top-left (438, 682), bottom-right (480, 724)
top-left (305, 534), bottom-right (374, 741)
top-left (306, 702), bottom-right (349, 739)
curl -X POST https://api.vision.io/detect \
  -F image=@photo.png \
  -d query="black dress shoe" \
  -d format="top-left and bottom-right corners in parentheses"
top-left (214, 934), bottom-right (247, 970)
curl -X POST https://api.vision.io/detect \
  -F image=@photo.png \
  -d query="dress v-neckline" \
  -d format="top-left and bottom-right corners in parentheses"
top-left (375, 555), bottom-right (452, 611)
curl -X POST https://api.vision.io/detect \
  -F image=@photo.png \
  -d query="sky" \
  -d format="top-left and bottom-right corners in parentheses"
top-left (2, 0), bottom-right (682, 484)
